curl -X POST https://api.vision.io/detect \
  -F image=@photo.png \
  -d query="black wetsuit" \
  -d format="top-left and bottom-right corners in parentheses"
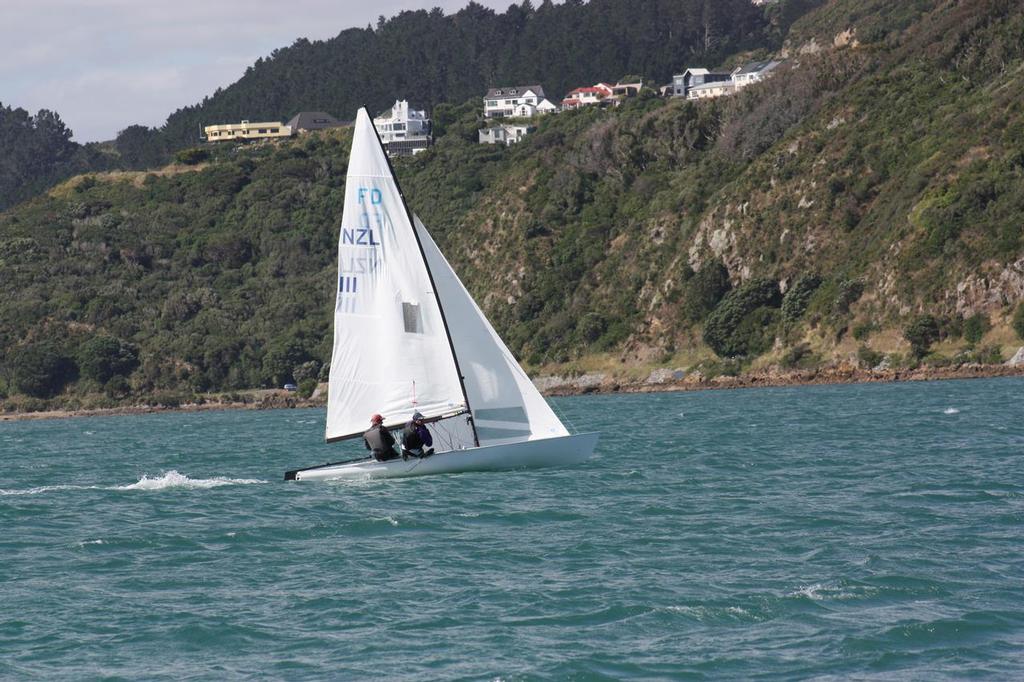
top-left (364, 424), bottom-right (399, 461)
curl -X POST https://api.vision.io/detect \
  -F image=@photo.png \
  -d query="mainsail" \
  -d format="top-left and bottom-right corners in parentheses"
top-left (325, 109), bottom-right (468, 441)
top-left (414, 216), bottom-right (569, 446)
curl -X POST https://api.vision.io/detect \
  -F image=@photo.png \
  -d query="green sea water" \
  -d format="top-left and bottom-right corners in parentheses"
top-left (2, 377), bottom-right (1023, 680)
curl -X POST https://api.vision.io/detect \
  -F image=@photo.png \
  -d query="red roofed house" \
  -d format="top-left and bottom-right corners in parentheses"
top-left (561, 83), bottom-right (615, 110)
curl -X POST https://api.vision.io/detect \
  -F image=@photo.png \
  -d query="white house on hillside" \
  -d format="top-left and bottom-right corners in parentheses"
top-left (673, 60), bottom-right (784, 101)
top-left (479, 123), bottom-right (534, 146)
top-left (512, 99), bottom-right (558, 117)
top-left (732, 60), bottom-right (782, 89)
top-left (484, 85), bottom-right (555, 118)
top-left (373, 100), bottom-right (431, 156)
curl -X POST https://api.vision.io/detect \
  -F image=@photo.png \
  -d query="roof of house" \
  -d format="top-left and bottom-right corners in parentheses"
top-left (567, 86), bottom-right (609, 96)
top-left (733, 60), bottom-right (782, 76)
top-left (485, 85), bottom-right (546, 99)
top-left (285, 111), bottom-right (344, 130)
top-left (689, 81), bottom-right (736, 92)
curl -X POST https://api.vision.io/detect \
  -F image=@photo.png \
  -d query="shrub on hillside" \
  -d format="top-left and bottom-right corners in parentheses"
top-left (10, 345), bottom-right (78, 398)
top-left (298, 378), bottom-right (317, 399)
top-left (904, 314), bottom-right (941, 358)
top-left (781, 273), bottom-right (821, 324)
top-left (703, 278), bottom-right (782, 357)
top-left (576, 312), bottom-right (607, 344)
top-left (962, 313), bottom-right (990, 345)
top-left (833, 278), bottom-right (865, 315)
top-left (852, 321), bottom-right (876, 341)
top-left (682, 260), bottom-right (731, 322)
top-left (857, 345), bottom-right (884, 368)
top-left (781, 342), bottom-right (818, 369)
top-left (175, 147), bottom-right (210, 165)
top-left (292, 360), bottom-right (321, 384)
top-left (78, 336), bottom-right (139, 383)
top-left (1013, 303), bottom-right (1024, 340)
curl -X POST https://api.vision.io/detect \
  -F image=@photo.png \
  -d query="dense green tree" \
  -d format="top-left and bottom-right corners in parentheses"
top-left (781, 274), bottom-right (821, 324)
top-left (0, 103), bottom-right (110, 209)
top-left (962, 313), bottom-right (990, 345)
top-left (682, 261), bottom-right (732, 322)
top-left (703, 279), bottom-right (782, 357)
top-left (904, 314), bottom-right (941, 358)
top-left (77, 336), bottom-right (140, 383)
top-left (9, 345), bottom-right (78, 398)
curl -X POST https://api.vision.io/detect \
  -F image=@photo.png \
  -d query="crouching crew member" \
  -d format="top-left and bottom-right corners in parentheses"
top-left (401, 411), bottom-right (435, 459)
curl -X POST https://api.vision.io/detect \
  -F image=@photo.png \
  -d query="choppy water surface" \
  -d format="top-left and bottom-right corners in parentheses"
top-left (2, 378), bottom-right (1023, 679)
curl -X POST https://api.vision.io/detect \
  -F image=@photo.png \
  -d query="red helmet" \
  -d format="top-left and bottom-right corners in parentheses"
top-left (370, 413), bottom-right (383, 424)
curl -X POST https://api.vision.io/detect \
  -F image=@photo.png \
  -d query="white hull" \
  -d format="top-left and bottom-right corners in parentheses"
top-left (286, 432), bottom-right (598, 481)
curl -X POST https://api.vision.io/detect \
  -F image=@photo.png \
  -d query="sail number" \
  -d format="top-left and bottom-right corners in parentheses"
top-left (341, 186), bottom-right (385, 247)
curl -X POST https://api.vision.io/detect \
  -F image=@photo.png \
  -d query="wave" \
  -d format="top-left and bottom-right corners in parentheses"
top-left (1, 470), bottom-right (265, 495)
top-left (0, 484), bottom-right (102, 496)
top-left (112, 470), bottom-right (266, 490)
top-left (943, 407), bottom-right (960, 414)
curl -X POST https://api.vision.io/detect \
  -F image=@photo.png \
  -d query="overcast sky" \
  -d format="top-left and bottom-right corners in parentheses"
top-left (1, 0), bottom-right (513, 143)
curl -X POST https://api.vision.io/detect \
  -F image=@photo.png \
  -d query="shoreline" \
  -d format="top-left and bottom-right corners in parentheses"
top-left (540, 362), bottom-right (1024, 396)
top-left (2, 363), bottom-right (1022, 423)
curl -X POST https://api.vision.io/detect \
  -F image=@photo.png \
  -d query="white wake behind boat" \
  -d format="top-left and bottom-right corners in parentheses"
top-left (285, 107), bottom-right (598, 481)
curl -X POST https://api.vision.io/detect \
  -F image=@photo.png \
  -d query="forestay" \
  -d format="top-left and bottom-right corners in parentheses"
top-left (325, 110), bottom-right (467, 442)
top-left (414, 215), bottom-right (569, 446)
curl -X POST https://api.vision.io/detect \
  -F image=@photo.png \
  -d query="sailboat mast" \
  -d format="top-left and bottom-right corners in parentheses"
top-left (363, 106), bottom-right (480, 447)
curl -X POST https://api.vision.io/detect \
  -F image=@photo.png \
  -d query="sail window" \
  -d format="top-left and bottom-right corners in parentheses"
top-left (402, 302), bottom-right (422, 333)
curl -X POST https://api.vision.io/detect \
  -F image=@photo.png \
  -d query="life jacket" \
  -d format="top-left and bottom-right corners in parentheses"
top-left (402, 422), bottom-right (423, 450)
top-left (363, 424), bottom-right (395, 453)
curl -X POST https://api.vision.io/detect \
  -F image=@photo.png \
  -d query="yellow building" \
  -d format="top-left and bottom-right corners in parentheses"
top-left (203, 120), bottom-right (293, 142)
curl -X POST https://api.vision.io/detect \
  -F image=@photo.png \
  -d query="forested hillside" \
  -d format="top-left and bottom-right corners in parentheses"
top-left (124, 0), bottom-right (781, 157)
top-left (0, 105), bottom-right (114, 211)
top-left (2, 0), bottom-right (804, 207)
top-left (1, 0), bottom-right (1023, 411)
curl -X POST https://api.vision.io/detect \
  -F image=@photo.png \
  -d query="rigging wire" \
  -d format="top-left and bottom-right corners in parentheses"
top-left (547, 394), bottom-right (579, 434)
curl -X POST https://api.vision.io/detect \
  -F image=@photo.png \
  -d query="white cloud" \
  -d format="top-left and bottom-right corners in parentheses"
top-left (0, 0), bottom-right (513, 142)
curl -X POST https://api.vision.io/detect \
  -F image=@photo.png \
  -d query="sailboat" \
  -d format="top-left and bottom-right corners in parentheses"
top-left (284, 108), bottom-right (598, 481)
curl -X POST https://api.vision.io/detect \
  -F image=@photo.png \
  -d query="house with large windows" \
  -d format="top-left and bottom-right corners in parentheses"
top-left (484, 85), bottom-right (554, 118)
top-left (203, 120), bottom-right (292, 142)
top-left (671, 68), bottom-right (732, 99)
top-left (670, 60), bottom-right (784, 101)
top-left (373, 100), bottom-right (431, 156)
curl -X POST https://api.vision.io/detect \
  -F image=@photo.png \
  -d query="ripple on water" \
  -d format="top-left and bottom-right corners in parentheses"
top-left (1, 379), bottom-right (1023, 679)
